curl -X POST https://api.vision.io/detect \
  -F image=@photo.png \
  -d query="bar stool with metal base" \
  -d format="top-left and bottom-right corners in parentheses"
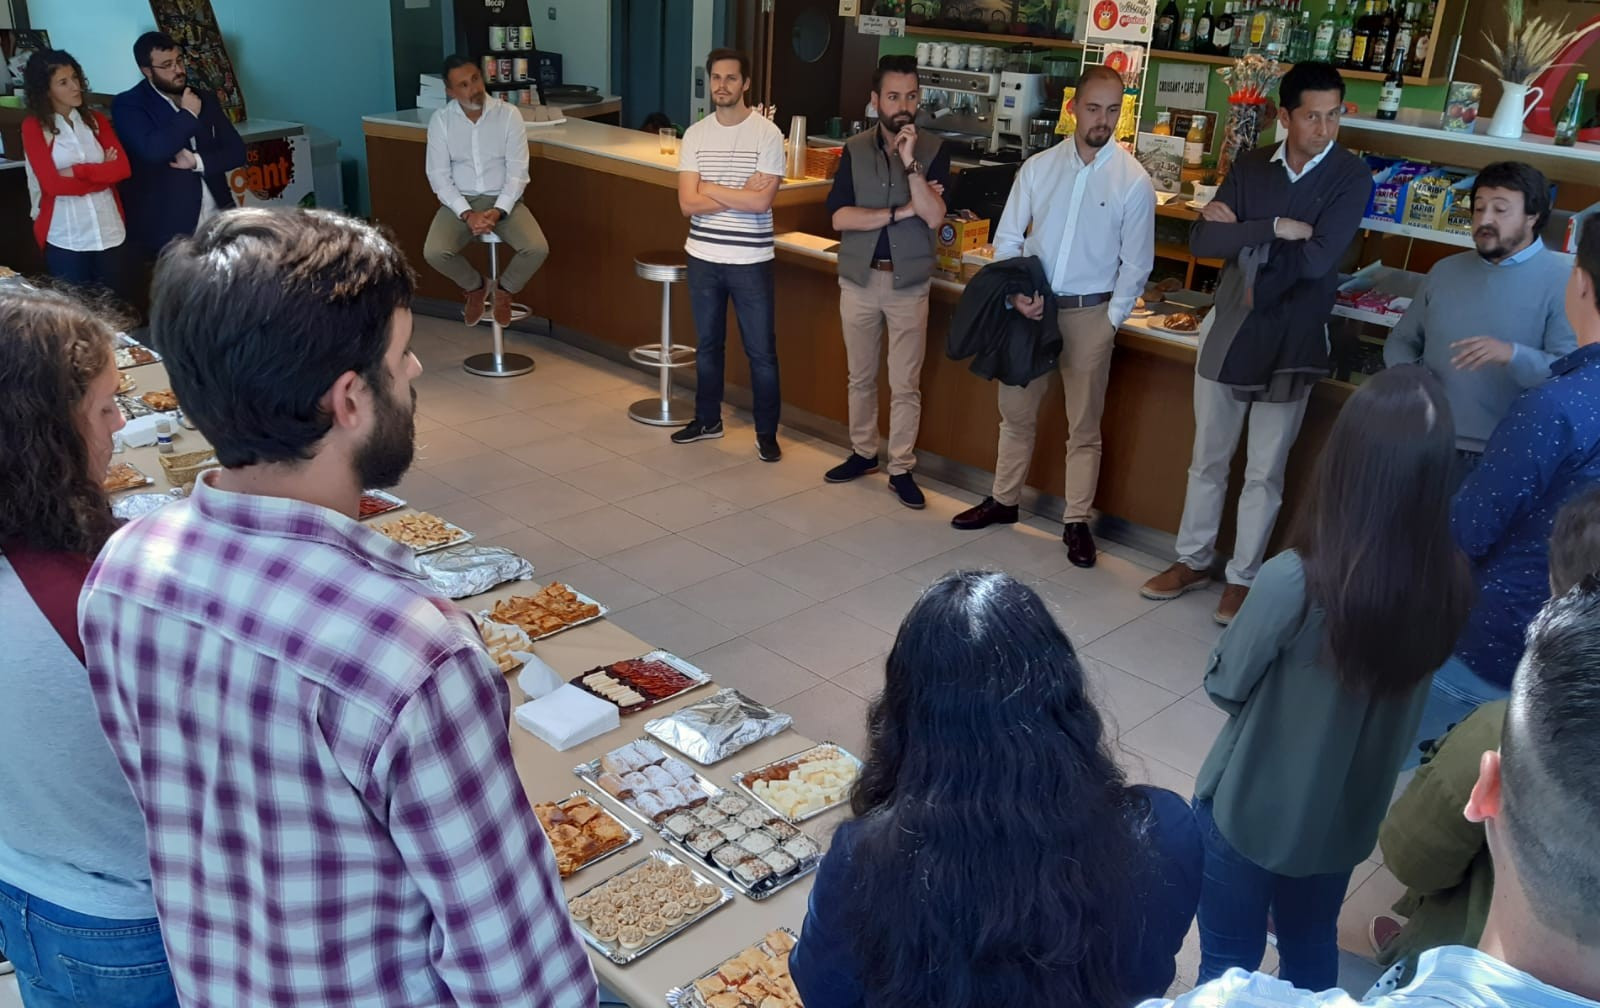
top-left (628, 250), bottom-right (695, 425)
top-left (463, 231), bottom-right (535, 378)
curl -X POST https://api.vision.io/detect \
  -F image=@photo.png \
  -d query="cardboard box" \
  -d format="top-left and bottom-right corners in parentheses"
top-left (936, 216), bottom-right (991, 273)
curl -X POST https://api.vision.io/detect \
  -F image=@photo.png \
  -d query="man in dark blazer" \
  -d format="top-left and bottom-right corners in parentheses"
top-left (112, 31), bottom-right (244, 257)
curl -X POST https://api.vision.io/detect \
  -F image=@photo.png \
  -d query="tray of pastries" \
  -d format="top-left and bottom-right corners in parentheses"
top-left (103, 461), bottom-right (154, 493)
top-left (140, 389), bottom-right (179, 412)
top-left (476, 617), bottom-right (533, 673)
top-left (571, 651), bottom-right (711, 713)
top-left (113, 344), bottom-right (159, 369)
top-left (1151, 310), bottom-right (1202, 336)
top-left (566, 849), bottom-right (733, 965)
top-left (374, 511), bottom-right (473, 554)
top-left (732, 743), bottom-right (863, 823)
top-left (357, 489), bottom-right (405, 520)
top-left (665, 929), bottom-right (802, 1008)
top-left (533, 790), bottom-right (640, 878)
top-left (481, 582), bottom-right (605, 641)
top-left (577, 739), bottom-right (717, 828)
top-left (116, 371), bottom-right (136, 394)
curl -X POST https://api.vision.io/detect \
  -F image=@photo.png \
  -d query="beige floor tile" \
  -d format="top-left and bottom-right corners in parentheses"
top-left (1086, 658), bottom-right (1185, 738)
top-left (750, 541), bottom-right (891, 601)
top-left (479, 479), bottom-right (603, 525)
top-left (685, 637), bottom-right (823, 705)
top-left (544, 560), bottom-right (660, 612)
top-left (524, 396), bottom-right (642, 434)
top-left (1121, 698), bottom-right (1228, 778)
top-left (755, 486), bottom-right (880, 538)
top-left (632, 441), bottom-right (751, 481)
top-left (1048, 551), bottom-right (1169, 609)
top-left (583, 418), bottom-right (680, 457)
top-left (411, 427), bottom-right (491, 469)
top-left (1143, 586), bottom-right (1227, 648)
top-left (1021, 577), bottom-right (1146, 646)
top-left (412, 412), bottom-right (444, 434)
top-left (1085, 619), bottom-right (1215, 696)
top-left (748, 604), bottom-right (895, 678)
top-left (417, 391), bottom-right (519, 427)
top-left (604, 536), bottom-right (741, 593)
top-left (680, 512), bottom-right (815, 566)
top-left (504, 435), bottom-right (620, 476)
top-left (696, 460), bottom-right (818, 510)
top-left (431, 496), bottom-right (527, 541)
top-left (451, 413), bottom-right (568, 450)
top-left (899, 522), bottom-right (1075, 584)
top-left (481, 526), bottom-right (591, 578)
top-left (822, 511), bottom-right (993, 573)
top-left (673, 568), bottom-right (815, 634)
top-left (389, 469), bottom-right (468, 512)
top-left (829, 574), bottom-right (930, 635)
top-left (423, 450), bottom-right (543, 497)
top-left (1337, 865), bottom-right (1404, 958)
top-left (607, 596), bottom-right (739, 657)
top-left (777, 681), bottom-right (871, 758)
top-left (539, 505), bottom-right (669, 559)
top-left (561, 458), bottom-right (678, 500)
top-left (833, 653), bottom-right (887, 701)
top-left (811, 473), bottom-right (909, 517)
top-left (1117, 745), bottom-right (1199, 799)
top-left (617, 484), bottom-right (742, 532)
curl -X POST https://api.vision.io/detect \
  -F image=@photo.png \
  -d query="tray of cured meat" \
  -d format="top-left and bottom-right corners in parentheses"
top-left (570, 651), bottom-right (711, 714)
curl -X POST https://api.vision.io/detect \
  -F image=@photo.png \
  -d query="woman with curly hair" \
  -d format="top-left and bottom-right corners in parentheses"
top-left (0, 289), bottom-right (178, 1006)
top-left (21, 49), bottom-right (131, 292)
top-left (790, 571), bottom-right (1202, 1008)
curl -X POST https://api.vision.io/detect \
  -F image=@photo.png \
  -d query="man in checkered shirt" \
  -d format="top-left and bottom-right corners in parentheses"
top-left (80, 209), bottom-right (598, 1007)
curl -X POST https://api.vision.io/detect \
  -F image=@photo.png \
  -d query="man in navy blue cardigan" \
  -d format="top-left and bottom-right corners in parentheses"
top-left (112, 32), bottom-right (244, 259)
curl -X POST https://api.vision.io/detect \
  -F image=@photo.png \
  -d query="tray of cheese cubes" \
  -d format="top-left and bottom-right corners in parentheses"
top-left (731, 742), bottom-right (863, 823)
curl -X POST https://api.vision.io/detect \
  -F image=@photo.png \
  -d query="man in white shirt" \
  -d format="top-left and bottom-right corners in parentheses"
top-left (423, 55), bottom-right (549, 328)
top-left (670, 48), bottom-right (787, 463)
top-left (951, 65), bottom-right (1155, 569)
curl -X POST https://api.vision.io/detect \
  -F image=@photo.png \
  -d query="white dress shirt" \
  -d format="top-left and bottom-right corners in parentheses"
top-left (1270, 139), bottom-right (1335, 183)
top-left (151, 81), bottom-right (220, 223)
top-left (993, 136), bottom-right (1157, 329)
top-left (425, 97), bottom-right (530, 218)
top-left (24, 109), bottom-right (126, 252)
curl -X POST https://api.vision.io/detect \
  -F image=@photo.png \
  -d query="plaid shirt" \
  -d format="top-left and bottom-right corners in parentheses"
top-left (81, 474), bottom-right (597, 1008)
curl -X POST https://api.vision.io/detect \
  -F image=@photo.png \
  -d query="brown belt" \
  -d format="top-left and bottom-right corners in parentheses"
top-left (870, 259), bottom-right (896, 272)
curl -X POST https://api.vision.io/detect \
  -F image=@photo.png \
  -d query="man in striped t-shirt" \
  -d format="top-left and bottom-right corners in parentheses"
top-left (671, 47), bottom-right (787, 461)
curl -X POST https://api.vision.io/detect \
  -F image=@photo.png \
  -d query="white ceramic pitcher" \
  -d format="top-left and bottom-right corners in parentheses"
top-left (1486, 80), bottom-right (1544, 139)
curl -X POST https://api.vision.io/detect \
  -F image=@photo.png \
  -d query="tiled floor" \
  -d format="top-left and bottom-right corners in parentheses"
top-left (0, 313), bottom-right (1399, 1006)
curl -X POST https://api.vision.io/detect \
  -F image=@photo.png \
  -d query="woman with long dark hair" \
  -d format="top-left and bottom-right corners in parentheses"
top-left (21, 49), bottom-right (131, 291)
top-left (1192, 364), bottom-right (1474, 990)
top-left (0, 289), bottom-right (179, 1006)
top-left (790, 571), bottom-right (1202, 1007)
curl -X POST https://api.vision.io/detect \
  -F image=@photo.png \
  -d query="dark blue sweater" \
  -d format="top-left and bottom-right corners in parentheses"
top-left (789, 785), bottom-right (1202, 1007)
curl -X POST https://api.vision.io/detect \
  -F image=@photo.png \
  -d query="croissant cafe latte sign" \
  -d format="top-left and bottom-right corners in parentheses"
top-left (228, 135), bottom-right (315, 208)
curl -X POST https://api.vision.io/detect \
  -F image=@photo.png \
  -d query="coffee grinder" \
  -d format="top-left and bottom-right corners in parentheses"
top-left (991, 71), bottom-right (1046, 155)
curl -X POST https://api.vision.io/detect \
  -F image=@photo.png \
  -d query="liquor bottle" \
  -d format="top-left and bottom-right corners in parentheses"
top-left (1350, 0), bottom-right (1376, 70)
top-left (1334, 0), bottom-right (1358, 66)
top-left (1229, 2), bottom-right (1250, 55)
top-left (1195, 0), bottom-right (1215, 54)
top-left (1154, 0), bottom-right (1181, 48)
top-left (1393, 2), bottom-right (1416, 69)
top-left (1185, 113), bottom-right (1208, 166)
top-left (1377, 44), bottom-right (1405, 117)
top-left (1367, 0), bottom-right (1395, 71)
top-left (1177, 1), bottom-right (1198, 50)
top-left (1312, 3), bottom-right (1337, 60)
top-left (1288, 8), bottom-right (1313, 60)
top-left (1409, 0), bottom-right (1435, 74)
top-left (1249, 0), bottom-right (1272, 49)
top-left (1214, 2), bottom-right (1237, 54)
top-left (1269, 0), bottom-right (1295, 55)
top-left (1555, 72), bottom-right (1589, 146)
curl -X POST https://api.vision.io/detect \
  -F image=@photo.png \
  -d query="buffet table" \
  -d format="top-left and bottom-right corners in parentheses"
top-left (109, 357), bottom-right (835, 1007)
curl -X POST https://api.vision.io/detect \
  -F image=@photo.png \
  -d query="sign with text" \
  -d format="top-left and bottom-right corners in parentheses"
top-left (856, 14), bottom-right (906, 35)
top-left (228, 135), bottom-right (314, 209)
top-left (1083, 0), bottom-right (1153, 41)
top-left (1136, 132), bottom-right (1184, 191)
top-left (1155, 63), bottom-right (1209, 109)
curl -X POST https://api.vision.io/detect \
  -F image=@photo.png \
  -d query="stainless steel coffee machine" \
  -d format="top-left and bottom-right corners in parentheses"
top-left (991, 72), bottom-right (1047, 156)
top-left (914, 67), bottom-right (1000, 159)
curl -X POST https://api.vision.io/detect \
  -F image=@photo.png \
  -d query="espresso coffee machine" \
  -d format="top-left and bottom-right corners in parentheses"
top-left (914, 67), bottom-right (1000, 160)
top-left (991, 72), bottom-right (1047, 156)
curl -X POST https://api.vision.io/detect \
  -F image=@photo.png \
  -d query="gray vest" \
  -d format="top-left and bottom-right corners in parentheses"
top-left (836, 128), bottom-right (944, 289)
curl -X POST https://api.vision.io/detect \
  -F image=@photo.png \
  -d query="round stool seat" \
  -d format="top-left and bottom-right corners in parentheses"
top-left (635, 250), bottom-right (688, 284)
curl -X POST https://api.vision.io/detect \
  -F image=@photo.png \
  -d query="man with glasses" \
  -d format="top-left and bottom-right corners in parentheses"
top-left (111, 31), bottom-right (244, 261)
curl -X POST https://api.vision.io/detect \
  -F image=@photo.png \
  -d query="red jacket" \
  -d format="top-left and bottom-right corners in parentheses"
top-left (22, 110), bottom-right (132, 250)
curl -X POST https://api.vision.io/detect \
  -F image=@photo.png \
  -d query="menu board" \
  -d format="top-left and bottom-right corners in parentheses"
top-left (146, 0), bottom-right (248, 123)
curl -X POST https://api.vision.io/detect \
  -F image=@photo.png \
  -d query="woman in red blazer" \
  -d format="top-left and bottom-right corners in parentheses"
top-left (22, 50), bottom-right (132, 292)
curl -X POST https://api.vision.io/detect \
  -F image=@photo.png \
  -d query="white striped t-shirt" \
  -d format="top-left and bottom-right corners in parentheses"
top-left (678, 110), bottom-right (786, 265)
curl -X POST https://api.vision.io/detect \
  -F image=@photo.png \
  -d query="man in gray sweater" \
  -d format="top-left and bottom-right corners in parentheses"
top-left (1383, 161), bottom-right (1576, 462)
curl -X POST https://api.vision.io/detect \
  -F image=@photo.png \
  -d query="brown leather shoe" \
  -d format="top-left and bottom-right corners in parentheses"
top-left (492, 287), bottom-right (513, 328)
top-left (1216, 583), bottom-right (1249, 625)
top-left (951, 497), bottom-right (1019, 531)
top-left (463, 284), bottom-right (487, 327)
top-left (1063, 522), bottom-right (1096, 568)
top-left (1139, 562), bottom-right (1210, 601)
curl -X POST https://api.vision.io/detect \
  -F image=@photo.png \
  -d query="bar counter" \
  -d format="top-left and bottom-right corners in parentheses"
top-left (363, 110), bottom-right (1350, 551)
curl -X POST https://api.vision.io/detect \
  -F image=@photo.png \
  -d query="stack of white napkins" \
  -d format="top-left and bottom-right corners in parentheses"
top-left (516, 654), bottom-right (564, 701)
top-left (121, 413), bottom-right (177, 447)
top-left (514, 684), bottom-right (618, 751)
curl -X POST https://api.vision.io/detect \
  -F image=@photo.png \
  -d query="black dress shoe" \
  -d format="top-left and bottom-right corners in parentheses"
top-left (951, 497), bottom-right (1019, 531)
top-left (1063, 521), bottom-right (1096, 568)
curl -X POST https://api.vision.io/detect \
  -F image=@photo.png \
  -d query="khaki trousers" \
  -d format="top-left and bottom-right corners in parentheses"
top-left (839, 271), bottom-right (930, 475)
top-left (992, 304), bottom-right (1117, 521)
top-left (422, 194), bottom-right (549, 294)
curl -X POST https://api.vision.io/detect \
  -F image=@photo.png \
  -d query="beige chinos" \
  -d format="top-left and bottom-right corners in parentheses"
top-left (422, 194), bottom-right (549, 294)
top-left (838, 271), bottom-right (930, 474)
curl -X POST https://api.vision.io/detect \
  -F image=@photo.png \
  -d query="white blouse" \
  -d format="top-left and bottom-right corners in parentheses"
top-left (25, 109), bottom-right (126, 252)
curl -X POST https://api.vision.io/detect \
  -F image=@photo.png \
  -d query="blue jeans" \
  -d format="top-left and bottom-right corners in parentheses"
top-left (687, 255), bottom-right (781, 435)
top-left (1194, 799), bottom-right (1352, 992)
top-left (1405, 654), bottom-right (1506, 770)
top-left (45, 244), bottom-right (126, 297)
top-left (0, 878), bottom-right (177, 1008)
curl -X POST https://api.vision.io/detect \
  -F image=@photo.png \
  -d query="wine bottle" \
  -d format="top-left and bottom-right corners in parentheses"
top-left (1555, 72), bottom-right (1589, 146)
top-left (1214, 2), bottom-right (1237, 55)
top-left (1377, 44), bottom-right (1406, 118)
top-left (1154, 0), bottom-right (1181, 48)
top-left (1393, 2), bottom-right (1416, 70)
top-left (1177, 1), bottom-right (1198, 50)
top-left (1367, 0), bottom-right (1395, 71)
top-left (1195, 0), bottom-right (1215, 54)
top-left (1409, 0), bottom-right (1435, 74)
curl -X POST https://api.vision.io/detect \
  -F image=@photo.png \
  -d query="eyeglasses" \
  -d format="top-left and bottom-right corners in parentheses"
top-left (151, 59), bottom-right (182, 71)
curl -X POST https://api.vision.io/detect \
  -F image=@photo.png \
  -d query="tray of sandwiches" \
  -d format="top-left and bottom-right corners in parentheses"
top-left (357, 489), bottom-right (406, 520)
top-left (570, 651), bottom-right (711, 714)
top-left (480, 582), bottom-right (606, 641)
top-left (665, 928), bottom-right (802, 1008)
top-left (373, 511), bottom-right (473, 554)
top-left (565, 849), bottom-right (733, 965)
top-left (532, 789), bottom-right (641, 878)
top-left (731, 742), bottom-right (863, 824)
top-left (576, 739), bottom-right (823, 901)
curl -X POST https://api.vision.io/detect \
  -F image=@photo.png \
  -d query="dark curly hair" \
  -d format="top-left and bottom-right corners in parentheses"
top-left (840, 571), bottom-right (1144, 1007)
top-left (23, 49), bottom-right (98, 139)
top-left (0, 289), bottom-right (118, 555)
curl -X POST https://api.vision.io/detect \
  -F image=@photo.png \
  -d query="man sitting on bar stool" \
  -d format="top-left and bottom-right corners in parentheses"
top-left (950, 65), bottom-right (1155, 568)
top-left (423, 54), bottom-right (549, 329)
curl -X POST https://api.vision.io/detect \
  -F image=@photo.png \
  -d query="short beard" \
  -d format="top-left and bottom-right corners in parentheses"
top-left (355, 383), bottom-right (417, 490)
top-left (712, 92), bottom-right (742, 108)
top-left (881, 110), bottom-right (914, 130)
top-left (152, 74), bottom-right (186, 97)
top-left (1083, 125), bottom-right (1112, 149)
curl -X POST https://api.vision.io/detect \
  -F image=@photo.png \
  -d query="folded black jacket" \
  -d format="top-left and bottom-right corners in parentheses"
top-left (947, 255), bottom-right (1062, 387)
top-left (1214, 239), bottom-right (1333, 391)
